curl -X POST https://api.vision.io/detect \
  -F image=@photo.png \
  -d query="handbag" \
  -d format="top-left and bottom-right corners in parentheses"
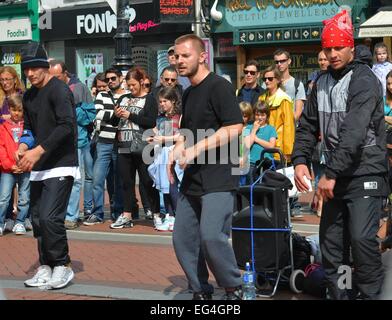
top-left (130, 130), bottom-right (148, 155)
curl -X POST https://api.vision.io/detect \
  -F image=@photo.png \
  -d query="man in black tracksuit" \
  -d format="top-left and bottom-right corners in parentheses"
top-left (292, 11), bottom-right (388, 300)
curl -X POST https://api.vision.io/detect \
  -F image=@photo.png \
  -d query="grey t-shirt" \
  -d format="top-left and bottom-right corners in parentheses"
top-left (282, 77), bottom-right (306, 104)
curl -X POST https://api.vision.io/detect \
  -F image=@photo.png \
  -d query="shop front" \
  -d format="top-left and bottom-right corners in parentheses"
top-left (210, 0), bottom-right (370, 88)
top-left (0, 0), bottom-right (40, 81)
top-left (40, 2), bottom-right (191, 88)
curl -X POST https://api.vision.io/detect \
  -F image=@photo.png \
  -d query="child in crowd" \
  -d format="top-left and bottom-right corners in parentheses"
top-left (372, 42), bottom-right (392, 96)
top-left (238, 102), bottom-right (253, 186)
top-left (0, 94), bottom-right (30, 236)
top-left (147, 86), bottom-right (183, 232)
top-left (384, 70), bottom-right (392, 127)
top-left (246, 101), bottom-right (277, 184)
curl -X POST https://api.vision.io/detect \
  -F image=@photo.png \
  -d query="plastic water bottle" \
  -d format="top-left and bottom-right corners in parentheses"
top-left (242, 262), bottom-right (256, 300)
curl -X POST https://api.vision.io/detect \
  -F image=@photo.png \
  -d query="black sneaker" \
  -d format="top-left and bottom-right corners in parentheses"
top-left (222, 287), bottom-right (243, 300)
top-left (83, 214), bottom-right (103, 226)
top-left (192, 292), bottom-right (213, 300)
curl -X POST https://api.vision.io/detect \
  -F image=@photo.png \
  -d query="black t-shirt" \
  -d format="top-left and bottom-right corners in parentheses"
top-left (180, 72), bottom-right (243, 196)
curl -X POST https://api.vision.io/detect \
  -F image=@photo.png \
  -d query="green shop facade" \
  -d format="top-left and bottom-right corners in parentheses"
top-left (0, 0), bottom-right (40, 80)
top-left (210, 0), bottom-right (371, 88)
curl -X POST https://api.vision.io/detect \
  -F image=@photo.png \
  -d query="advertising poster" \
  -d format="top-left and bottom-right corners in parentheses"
top-left (83, 53), bottom-right (104, 89)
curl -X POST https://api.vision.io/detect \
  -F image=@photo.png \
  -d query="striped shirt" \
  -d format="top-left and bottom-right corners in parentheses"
top-left (94, 90), bottom-right (127, 144)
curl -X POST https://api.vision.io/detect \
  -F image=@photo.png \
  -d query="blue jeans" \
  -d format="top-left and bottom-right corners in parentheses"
top-left (91, 142), bottom-right (123, 220)
top-left (0, 172), bottom-right (30, 226)
top-left (66, 144), bottom-right (94, 222)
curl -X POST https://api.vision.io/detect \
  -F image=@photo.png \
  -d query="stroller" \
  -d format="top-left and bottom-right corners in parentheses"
top-left (232, 148), bottom-right (295, 297)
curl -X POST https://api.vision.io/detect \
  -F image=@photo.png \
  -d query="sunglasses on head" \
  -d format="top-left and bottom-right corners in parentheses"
top-left (263, 77), bottom-right (275, 82)
top-left (105, 76), bottom-right (117, 82)
top-left (274, 59), bottom-right (288, 65)
top-left (164, 77), bottom-right (177, 82)
top-left (243, 69), bottom-right (257, 76)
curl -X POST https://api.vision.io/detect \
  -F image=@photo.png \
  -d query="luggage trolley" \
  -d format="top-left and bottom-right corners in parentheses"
top-left (232, 148), bottom-right (295, 297)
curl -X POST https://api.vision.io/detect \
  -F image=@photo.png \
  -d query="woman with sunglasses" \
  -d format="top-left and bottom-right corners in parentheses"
top-left (258, 65), bottom-right (295, 163)
top-left (110, 67), bottom-right (160, 229)
top-left (142, 74), bottom-right (153, 95)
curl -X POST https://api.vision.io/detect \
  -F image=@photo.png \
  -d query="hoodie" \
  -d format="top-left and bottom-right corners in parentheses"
top-left (0, 119), bottom-right (24, 172)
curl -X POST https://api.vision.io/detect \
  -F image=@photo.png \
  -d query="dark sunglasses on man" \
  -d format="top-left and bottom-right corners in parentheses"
top-left (243, 69), bottom-right (257, 76)
top-left (164, 77), bottom-right (177, 82)
top-left (105, 76), bottom-right (117, 82)
top-left (274, 59), bottom-right (288, 65)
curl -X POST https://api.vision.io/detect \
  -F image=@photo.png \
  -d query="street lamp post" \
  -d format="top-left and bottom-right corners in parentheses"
top-left (112, 0), bottom-right (133, 72)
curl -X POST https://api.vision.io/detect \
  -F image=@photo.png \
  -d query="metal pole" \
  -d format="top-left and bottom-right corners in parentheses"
top-left (112, 0), bottom-right (133, 72)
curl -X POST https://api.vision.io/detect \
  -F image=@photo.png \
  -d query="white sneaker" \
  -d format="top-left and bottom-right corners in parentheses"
top-left (153, 215), bottom-right (163, 230)
top-left (0, 225), bottom-right (3, 236)
top-left (4, 219), bottom-right (14, 232)
top-left (168, 216), bottom-right (175, 232)
top-left (47, 265), bottom-right (74, 289)
top-left (24, 265), bottom-right (52, 287)
top-left (13, 223), bottom-right (26, 235)
top-left (156, 216), bottom-right (175, 232)
top-left (110, 214), bottom-right (133, 229)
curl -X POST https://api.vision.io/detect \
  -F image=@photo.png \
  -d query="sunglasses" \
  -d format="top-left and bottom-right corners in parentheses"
top-left (164, 78), bottom-right (177, 82)
top-left (275, 59), bottom-right (288, 65)
top-left (243, 69), bottom-right (257, 76)
top-left (105, 76), bottom-right (118, 82)
top-left (263, 77), bottom-right (275, 82)
top-left (144, 83), bottom-right (151, 88)
top-left (0, 78), bottom-right (14, 83)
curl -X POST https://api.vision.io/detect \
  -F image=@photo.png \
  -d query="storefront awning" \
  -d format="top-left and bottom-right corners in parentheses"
top-left (359, 10), bottom-right (392, 38)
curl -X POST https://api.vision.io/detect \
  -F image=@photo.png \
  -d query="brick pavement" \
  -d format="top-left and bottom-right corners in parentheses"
top-left (0, 189), bottom-right (320, 300)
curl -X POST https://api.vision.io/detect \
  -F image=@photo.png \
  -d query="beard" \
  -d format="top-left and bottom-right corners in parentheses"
top-left (109, 82), bottom-right (121, 92)
top-left (179, 62), bottom-right (199, 78)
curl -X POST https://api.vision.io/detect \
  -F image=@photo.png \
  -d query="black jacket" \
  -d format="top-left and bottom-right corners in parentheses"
top-left (292, 46), bottom-right (388, 196)
top-left (236, 84), bottom-right (265, 106)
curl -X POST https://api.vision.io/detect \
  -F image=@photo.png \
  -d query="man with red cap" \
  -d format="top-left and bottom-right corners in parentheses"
top-left (292, 10), bottom-right (388, 299)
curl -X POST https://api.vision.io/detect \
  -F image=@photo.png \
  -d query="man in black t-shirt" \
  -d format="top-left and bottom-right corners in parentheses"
top-left (18, 42), bottom-right (78, 290)
top-left (168, 34), bottom-right (244, 300)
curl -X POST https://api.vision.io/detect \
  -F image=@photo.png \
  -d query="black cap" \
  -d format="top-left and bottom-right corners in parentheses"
top-left (21, 42), bottom-right (49, 70)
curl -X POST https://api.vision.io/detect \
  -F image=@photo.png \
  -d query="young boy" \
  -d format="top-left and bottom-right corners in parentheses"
top-left (0, 94), bottom-right (30, 236)
top-left (246, 101), bottom-right (277, 184)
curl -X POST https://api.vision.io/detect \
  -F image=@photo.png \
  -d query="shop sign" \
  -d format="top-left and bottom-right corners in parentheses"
top-left (217, 37), bottom-right (236, 57)
top-left (234, 25), bottom-right (322, 45)
top-left (0, 18), bottom-right (32, 42)
top-left (222, 0), bottom-right (340, 29)
top-left (160, 0), bottom-right (195, 23)
top-left (1, 53), bottom-right (22, 65)
top-left (256, 53), bottom-right (320, 70)
top-left (41, 3), bottom-right (189, 41)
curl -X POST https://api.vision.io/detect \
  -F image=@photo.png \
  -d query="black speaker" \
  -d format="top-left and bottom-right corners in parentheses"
top-left (232, 184), bottom-right (290, 272)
